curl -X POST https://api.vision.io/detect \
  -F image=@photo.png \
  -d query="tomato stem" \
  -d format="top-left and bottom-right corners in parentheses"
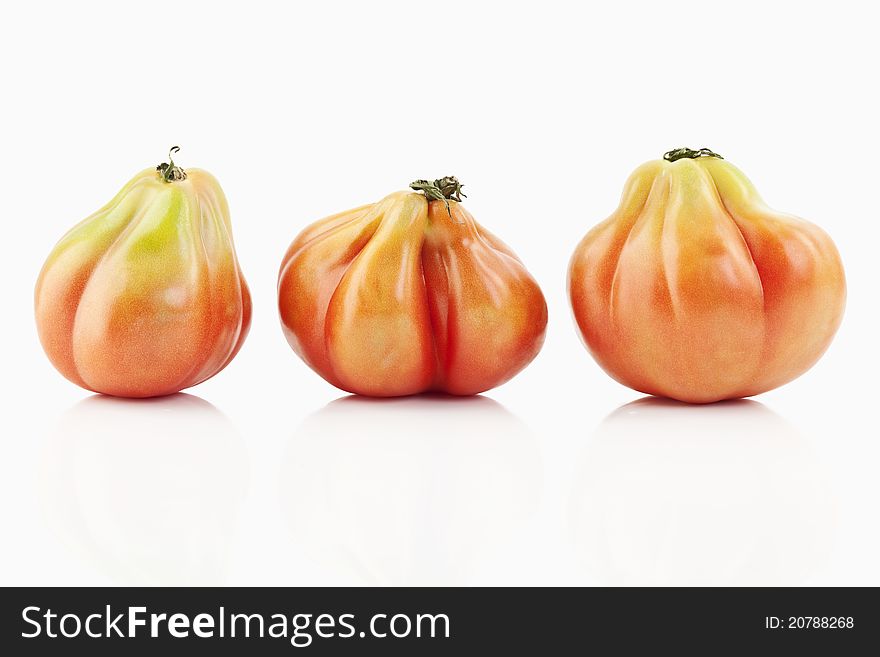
top-left (663, 147), bottom-right (724, 162)
top-left (156, 146), bottom-right (187, 182)
top-left (410, 176), bottom-right (466, 217)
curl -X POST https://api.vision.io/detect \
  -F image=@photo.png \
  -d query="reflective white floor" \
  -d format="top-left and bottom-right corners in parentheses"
top-left (6, 372), bottom-right (874, 587)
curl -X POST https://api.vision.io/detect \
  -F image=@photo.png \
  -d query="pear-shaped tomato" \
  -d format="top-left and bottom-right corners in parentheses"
top-left (568, 148), bottom-right (845, 403)
top-left (35, 148), bottom-right (251, 398)
top-left (278, 177), bottom-right (547, 396)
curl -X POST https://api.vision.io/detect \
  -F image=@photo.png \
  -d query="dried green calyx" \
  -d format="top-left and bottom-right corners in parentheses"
top-left (410, 176), bottom-right (466, 216)
top-left (663, 147), bottom-right (724, 162)
top-left (156, 146), bottom-right (187, 182)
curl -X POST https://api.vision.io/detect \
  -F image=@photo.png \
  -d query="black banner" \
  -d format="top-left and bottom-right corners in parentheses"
top-left (1, 587), bottom-right (875, 654)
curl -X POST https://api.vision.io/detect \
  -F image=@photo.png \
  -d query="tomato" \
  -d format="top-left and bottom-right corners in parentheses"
top-left (35, 148), bottom-right (251, 398)
top-left (568, 148), bottom-right (846, 403)
top-left (278, 177), bottom-right (547, 396)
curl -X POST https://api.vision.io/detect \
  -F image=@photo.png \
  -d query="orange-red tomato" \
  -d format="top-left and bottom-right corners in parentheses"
top-left (35, 150), bottom-right (251, 398)
top-left (278, 178), bottom-right (547, 396)
top-left (568, 148), bottom-right (846, 403)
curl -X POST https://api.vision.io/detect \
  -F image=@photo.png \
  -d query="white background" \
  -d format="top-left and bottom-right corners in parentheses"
top-left (1, 0), bottom-right (877, 586)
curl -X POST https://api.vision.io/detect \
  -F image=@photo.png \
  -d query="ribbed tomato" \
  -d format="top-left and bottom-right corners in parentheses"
top-left (568, 148), bottom-right (845, 403)
top-left (278, 177), bottom-right (547, 396)
top-left (35, 148), bottom-right (251, 398)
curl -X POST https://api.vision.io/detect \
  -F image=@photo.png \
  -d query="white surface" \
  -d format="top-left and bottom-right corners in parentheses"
top-left (1, 0), bottom-right (877, 586)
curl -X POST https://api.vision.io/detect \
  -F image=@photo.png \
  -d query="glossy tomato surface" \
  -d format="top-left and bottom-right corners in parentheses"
top-left (568, 153), bottom-right (846, 403)
top-left (278, 190), bottom-right (547, 396)
top-left (35, 163), bottom-right (251, 397)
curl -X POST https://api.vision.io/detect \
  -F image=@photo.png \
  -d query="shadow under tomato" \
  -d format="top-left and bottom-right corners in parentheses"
top-left (279, 394), bottom-right (542, 585)
top-left (322, 390), bottom-right (510, 407)
top-left (569, 396), bottom-right (835, 585)
top-left (39, 393), bottom-right (248, 585)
